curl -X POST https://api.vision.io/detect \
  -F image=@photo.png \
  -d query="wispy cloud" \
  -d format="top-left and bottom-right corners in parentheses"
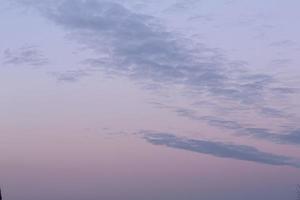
top-left (14, 0), bottom-right (293, 103)
top-left (50, 69), bottom-right (90, 82)
top-left (164, 105), bottom-right (300, 145)
top-left (269, 40), bottom-right (297, 48)
top-left (141, 131), bottom-right (300, 168)
top-left (11, 0), bottom-right (300, 147)
top-left (2, 45), bottom-right (48, 67)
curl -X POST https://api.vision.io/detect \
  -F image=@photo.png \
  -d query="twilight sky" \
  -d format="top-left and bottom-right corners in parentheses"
top-left (1, 0), bottom-right (300, 199)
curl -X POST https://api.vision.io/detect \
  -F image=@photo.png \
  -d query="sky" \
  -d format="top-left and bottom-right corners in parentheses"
top-left (0, 0), bottom-right (300, 199)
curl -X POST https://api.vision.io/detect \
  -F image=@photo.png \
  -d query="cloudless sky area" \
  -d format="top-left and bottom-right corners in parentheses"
top-left (1, 0), bottom-right (300, 200)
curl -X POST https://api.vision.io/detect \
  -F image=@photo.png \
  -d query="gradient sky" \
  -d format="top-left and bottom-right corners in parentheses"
top-left (1, 0), bottom-right (300, 200)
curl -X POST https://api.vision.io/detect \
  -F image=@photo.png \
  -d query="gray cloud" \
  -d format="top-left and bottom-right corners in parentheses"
top-left (141, 131), bottom-right (300, 168)
top-left (2, 45), bottom-right (48, 66)
top-left (259, 107), bottom-right (286, 118)
top-left (240, 128), bottom-right (300, 146)
top-left (50, 69), bottom-right (90, 82)
top-left (149, 103), bottom-right (300, 145)
top-left (13, 0), bottom-right (294, 104)
top-left (189, 112), bottom-right (300, 145)
top-left (279, 130), bottom-right (300, 145)
top-left (269, 40), bottom-right (297, 48)
top-left (189, 14), bottom-right (215, 23)
top-left (11, 0), bottom-right (299, 146)
top-left (271, 87), bottom-right (298, 94)
top-left (270, 59), bottom-right (292, 66)
top-left (179, 107), bottom-right (300, 145)
top-left (163, 0), bottom-right (200, 13)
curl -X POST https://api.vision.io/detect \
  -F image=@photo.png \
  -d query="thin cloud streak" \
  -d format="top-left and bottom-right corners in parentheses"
top-left (141, 131), bottom-right (300, 168)
top-left (161, 105), bottom-right (300, 145)
top-left (50, 69), bottom-right (90, 82)
top-left (2, 45), bottom-right (48, 67)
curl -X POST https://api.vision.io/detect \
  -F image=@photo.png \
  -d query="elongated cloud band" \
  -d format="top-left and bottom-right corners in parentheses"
top-left (141, 132), bottom-right (300, 168)
top-left (2, 45), bottom-right (48, 66)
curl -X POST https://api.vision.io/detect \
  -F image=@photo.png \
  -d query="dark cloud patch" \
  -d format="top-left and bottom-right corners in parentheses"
top-left (141, 131), bottom-right (300, 168)
top-left (203, 116), bottom-right (244, 130)
top-left (2, 46), bottom-right (48, 67)
top-left (280, 130), bottom-right (300, 145)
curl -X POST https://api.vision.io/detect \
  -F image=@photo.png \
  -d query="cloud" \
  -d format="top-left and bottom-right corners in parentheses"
top-left (259, 107), bottom-right (286, 118)
top-left (246, 128), bottom-right (300, 145)
top-left (141, 131), bottom-right (300, 168)
top-left (50, 69), bottom-right (90, 82)
top-left (11, 0), bottom-right (299, 146)
top-left (271, 87), bottom-right (298, 94)
top-left (280, 130), bottom-right (300, 145)
top-left (150, 104), bottom-right (300, 145)
top-left (197, 115), bottom-right (300, 145)
top-left (13, 0), bottom-right (291, 104)
top-left (269, 40), bottom-right (297, 48)
top-left (270, 59), bottom-right (292, 66)
top-left (179, 107), bottom-right (300, 145)
top-left (163, 0), bottom-right (200, 13)
top-left (2, 45), bottom-right (48, 67)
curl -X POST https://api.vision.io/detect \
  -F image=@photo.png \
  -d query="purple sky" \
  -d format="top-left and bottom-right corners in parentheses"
top-left (1, 0), bottom-right (300, 199)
